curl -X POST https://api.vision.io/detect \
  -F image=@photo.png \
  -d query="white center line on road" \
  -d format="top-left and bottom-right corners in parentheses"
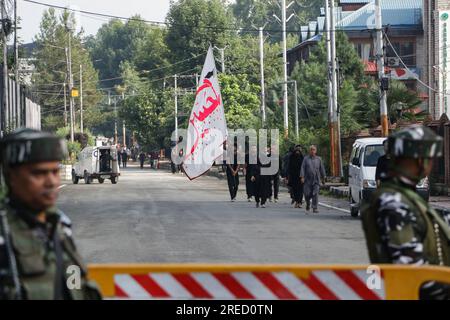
top-left (58, 184), bottom-right (67, 190)
top-left (319, 202), bottom-right (351, 214)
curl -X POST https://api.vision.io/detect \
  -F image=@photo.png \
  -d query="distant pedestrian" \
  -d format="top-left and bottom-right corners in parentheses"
top-left (249, 153), bottom-right (272, 209)
top-left (269, 145), bottom-right (281, 203)
top-left (139, 151), bottom-right (146, 169)
top-left (122, 148), bottom-right (128, 168)
top-left (300, 145), bottom-right (326, 214)
top-left (288, 146), bottom-right (304, 208)
top-left (226, 148), bottom-right (240, 202)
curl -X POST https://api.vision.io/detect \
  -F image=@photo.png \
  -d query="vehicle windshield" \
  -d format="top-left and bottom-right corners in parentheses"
top-left (363, 145), bottom-right (385, 167)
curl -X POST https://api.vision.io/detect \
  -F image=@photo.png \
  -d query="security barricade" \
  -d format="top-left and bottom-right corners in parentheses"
top-left (87, 264), bottom-right (450, 300)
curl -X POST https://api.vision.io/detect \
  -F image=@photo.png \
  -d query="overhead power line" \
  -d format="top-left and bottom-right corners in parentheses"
top-left (22, 0), bottom-right (340, 34)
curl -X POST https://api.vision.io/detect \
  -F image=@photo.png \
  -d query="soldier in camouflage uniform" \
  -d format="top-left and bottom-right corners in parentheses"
top-left (362, 125), bottom-right (450, 300)
top-left (0, 129), bottom-right (101, 300)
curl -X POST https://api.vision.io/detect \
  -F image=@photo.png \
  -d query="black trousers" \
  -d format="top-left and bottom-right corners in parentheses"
top-left (272, 174), bottom-right (280, 199)
top-left (290, 177), bottom-right (304, 204)
top-left (245, 172), bottom-right (254, 199)
top-left (255, 176), bottom-right (271, 205)
top-left (140, 160), bottom-right (145, 169)
top-left (226, 170), bottom-right (239, 200)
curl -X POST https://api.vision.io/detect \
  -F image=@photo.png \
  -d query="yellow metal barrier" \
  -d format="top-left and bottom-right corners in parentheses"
top-left (87, 264), bottom-right (450, 300)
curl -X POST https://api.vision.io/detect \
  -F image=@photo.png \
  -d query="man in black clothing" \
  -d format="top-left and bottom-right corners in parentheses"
top-left (226, 148), bottom-right (240, 202)
top-left (249, 150), bottom-right (272, 209)
top-left (121, 148), bottom-right (128, 168)
top-left (287, 146), bottom-right (304, 208)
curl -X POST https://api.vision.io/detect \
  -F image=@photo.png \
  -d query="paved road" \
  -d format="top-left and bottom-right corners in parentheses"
top-left (57, 165), bottom-right (369, 264)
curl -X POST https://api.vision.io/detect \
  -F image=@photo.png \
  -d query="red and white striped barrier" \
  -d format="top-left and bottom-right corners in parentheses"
top-left (114, 270), bottom-right (385, 300)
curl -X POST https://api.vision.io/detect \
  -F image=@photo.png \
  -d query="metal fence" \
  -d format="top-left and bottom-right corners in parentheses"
top-left (0, 67), bottom-right (41, 136)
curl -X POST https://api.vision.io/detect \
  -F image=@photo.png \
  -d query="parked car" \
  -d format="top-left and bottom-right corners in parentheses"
top-left (348, 138), bottom-right (429, 217)
top-left (72, 146), bottom-right (121, 184)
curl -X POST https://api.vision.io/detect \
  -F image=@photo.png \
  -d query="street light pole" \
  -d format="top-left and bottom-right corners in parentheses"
top-left (281, 0), bottom-right (289, 138)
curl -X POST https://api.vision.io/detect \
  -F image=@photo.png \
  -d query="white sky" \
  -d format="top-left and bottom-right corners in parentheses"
top-left (18, 0), bottom-right (172, 43)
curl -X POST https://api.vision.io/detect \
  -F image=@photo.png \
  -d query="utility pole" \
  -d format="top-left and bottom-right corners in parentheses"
top-left (63, 82), bottom-right (67, 127)
top-left (214, 47), bottom-right (226, 73)
top-left (114, 99), bottom-right (118, 145)
top-left (375, 0), bottom-right (389, 137)
top-left (329, 0), bottom-right (342, 177)
top-left (174, 74), bottom-right (178, 142)
top-left (293, 80), bottom-right (299, 139)
top-left (80, 64), bottom-right (83, 133)
top-left (274, 0), bottom-right (295, 139)
top-left (258, 25), bottom-right (267, 126)
top-left (14, 0), bottom-right (19, 128)
top-left (122, 120), bottom-right (126, 147)
top-left (325, 0), bottom-right (335, 176)
top-left (65, 30), bottom-right (74, 142)
top-left (1, 0), bottom-right (9, 134)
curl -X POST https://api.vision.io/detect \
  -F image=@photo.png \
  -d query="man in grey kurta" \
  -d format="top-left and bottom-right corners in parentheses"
top-left (300, 145), bottom-right (326, 213)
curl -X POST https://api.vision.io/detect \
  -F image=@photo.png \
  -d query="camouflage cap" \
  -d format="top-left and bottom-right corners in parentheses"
top-left (388, 125), bottom-right (443, 159)
top-left (0, 128), bottom-right (68, 168)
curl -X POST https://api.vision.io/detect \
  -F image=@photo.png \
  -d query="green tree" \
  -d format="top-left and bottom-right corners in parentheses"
top-left (87, 17), bottom-right (169, 87)
top-left (220, 73), bottom-right (260, 129)
top-left (355, 79), bottom-right (423, 127)
top-left (32, 8), bottom-right (101, 131)
top-left (165, 0), bottom-right (235, 71)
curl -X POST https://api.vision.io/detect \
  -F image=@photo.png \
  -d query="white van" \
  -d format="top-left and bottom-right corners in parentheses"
top-left (348, 138), bottom-right (429, 217)
top-left (72, 146), bottom-right (120, 184)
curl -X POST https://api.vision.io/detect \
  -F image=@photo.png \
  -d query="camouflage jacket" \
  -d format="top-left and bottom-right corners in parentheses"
top-left (362, 178), bottom-right (450, 299)
top-left (0, 201), bottom-right (101, 300)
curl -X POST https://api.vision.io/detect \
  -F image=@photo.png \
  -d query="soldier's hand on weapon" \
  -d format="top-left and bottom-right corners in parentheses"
top-left (300, 177), bottom-right (304, 184)
top-left (251, 176), bottom-right (256, 182)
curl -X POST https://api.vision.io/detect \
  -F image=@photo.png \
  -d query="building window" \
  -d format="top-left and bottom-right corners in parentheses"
top-left (354, 43), bottom-right (371, 60)
top-left (386, 41), bottom-right (416, 67)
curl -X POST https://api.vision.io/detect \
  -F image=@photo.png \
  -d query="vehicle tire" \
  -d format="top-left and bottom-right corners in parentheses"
top-left (72, 170), bottom-right (79, 184)
top-left (84, 172), bottom-right (92, 185)
top-left (98, 178), bottom-right (105, 184)
top-left (111, 176), bottom-right (118, 184)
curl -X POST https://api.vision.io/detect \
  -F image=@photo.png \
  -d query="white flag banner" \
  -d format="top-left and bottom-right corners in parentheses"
top-left (182, 47), bottom-right (228, 180)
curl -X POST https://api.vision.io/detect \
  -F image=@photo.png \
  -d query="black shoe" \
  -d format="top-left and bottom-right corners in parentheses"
top-left (306, 203), bottom-right (311, 211)
top-left (256, 202), bottom-right (260, 208)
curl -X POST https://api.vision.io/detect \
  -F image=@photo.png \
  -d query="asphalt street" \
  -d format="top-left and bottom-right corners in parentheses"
top-left (57, 165), bottom-right (369, 264)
